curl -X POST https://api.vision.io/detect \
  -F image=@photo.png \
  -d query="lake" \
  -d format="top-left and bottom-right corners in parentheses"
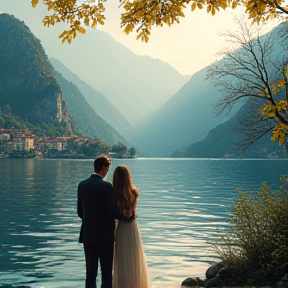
top-left (0, 158), bottom-right (287, 288)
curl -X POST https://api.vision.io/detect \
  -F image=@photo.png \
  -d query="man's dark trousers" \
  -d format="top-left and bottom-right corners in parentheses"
top-left (84, 243), bottom-right (114, 288)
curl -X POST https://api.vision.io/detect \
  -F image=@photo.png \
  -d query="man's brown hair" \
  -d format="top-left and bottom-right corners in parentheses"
top-left (94, 155), bottom-right (111, 173)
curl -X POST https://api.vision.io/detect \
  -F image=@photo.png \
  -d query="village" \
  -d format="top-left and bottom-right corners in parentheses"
top-left (0, 128), bottom-right (136, 159)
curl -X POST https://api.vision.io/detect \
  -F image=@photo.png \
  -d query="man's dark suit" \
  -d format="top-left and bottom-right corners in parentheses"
top-left (77, 174), bottom-right (123, 288)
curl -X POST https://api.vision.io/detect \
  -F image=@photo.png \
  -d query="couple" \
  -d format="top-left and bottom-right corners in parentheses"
top-left (77, 155), bottom-right (149, 288)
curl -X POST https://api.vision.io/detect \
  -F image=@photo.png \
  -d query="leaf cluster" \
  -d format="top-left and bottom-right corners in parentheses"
top-left (121, 0), bottom-right (238, 42)
top-left (244, 0), bottom-right (288, 24)
top-left (215, 176), bottom-right (288, 286)
top-left (31, 0), bottom-right (288, 43)
top-left (32, 0), bottom-right (106, 43)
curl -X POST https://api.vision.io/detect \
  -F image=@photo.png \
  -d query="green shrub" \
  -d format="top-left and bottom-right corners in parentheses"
top-left (215, 175), bottom-right (288, 286)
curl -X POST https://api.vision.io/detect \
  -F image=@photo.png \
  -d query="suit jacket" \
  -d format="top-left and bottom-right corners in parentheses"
top-left (77, 174), bottom-right (123, 246)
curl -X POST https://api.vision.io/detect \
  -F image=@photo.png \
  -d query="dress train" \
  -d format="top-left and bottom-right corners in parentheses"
top-left (113, 220), bottom-right (149, 288)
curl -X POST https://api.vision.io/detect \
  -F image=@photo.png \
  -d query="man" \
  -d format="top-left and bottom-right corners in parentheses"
top-left (77, 155), bottom-right (130, 288)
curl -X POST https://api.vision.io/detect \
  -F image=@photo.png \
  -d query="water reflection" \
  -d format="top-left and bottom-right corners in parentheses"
top-left (0, 159), bottom-right (88, 286)
top-left (0, 158), bottom-right (287, 287)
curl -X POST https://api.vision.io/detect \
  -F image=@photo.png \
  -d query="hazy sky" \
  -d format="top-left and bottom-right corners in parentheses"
top-left (0, 0), bottom-right (280, 75)
top-left (96, 1), bottom-right (280, 75)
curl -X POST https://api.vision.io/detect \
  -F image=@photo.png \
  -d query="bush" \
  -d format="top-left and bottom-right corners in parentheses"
top-left (215, 175), bottom-right (288, 286)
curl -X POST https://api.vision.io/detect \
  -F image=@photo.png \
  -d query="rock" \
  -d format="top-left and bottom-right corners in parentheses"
top-left (218, 266), bottom-right (230, 280)
top-left (205, 276), bottom-right (222, 288)
top-left (205, 262), bottom-right (225, 280)
top-left (181, 277), bottom-right (198, 287)
top-left (196, 277), bottom-right (207, 287)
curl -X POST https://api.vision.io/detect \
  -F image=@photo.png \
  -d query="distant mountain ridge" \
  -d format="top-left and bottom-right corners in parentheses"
top-left (44, 30), bottom-right (190, 126)
top-left (0, 13), bottom-right (128, 145)
top-left (133, 68), bottom-right (241, 156)
top-left (171, 99), bottom-right (285, 158)
top-left (53, 69), bottom-right (127, 145)
top-left (0, 13), bottom-right (73, 136)
top-left (50, 58), bottom-right (134, 141)
top-left (134, 22), bottom-right (288, 157)
top-left (169, 22), bottom-right (288, 159)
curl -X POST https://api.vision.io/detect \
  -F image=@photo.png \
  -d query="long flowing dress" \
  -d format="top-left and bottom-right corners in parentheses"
top-left (113, 199), bottom-right (149, 288)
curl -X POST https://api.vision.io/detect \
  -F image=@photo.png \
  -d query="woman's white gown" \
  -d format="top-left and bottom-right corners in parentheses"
top-left (113, 202), bottom-right (149, 288)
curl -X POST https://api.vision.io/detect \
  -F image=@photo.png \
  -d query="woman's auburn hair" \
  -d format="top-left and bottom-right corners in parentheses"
top-left (113, 165), bottom-right (139, 214)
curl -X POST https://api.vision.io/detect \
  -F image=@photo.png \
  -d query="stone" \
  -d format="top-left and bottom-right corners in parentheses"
top-left (218, 266), bottom-right (230, 280)
top-left (205, 276), bottom-right (222, 288)
top-left (205, 262), bottom-right (225, 280)
top-left (181, 277), bottom-right (198, 287)
top-left (196, 277), bottom-right (207, 287)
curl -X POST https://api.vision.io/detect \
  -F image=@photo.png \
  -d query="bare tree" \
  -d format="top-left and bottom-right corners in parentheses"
top-left (206, 17), bottom-right (288, 150)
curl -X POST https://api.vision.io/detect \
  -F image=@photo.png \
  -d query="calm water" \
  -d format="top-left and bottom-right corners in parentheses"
top-left (0, 158), bottom-right (287, 288)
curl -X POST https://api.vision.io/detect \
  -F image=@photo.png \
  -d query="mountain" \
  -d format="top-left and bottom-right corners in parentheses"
top-left (171, 99), bottom-right (286, 158)
top-left (0, 13), bottom-right (73, 136)
top-left (50, 58), bottom-right (134, 141)
top-left (52, 70), bottom-right (127, 145)
top-left (48, 32), bottom-right (190, 126)
top-left (133, 22), bottom-right (288, 157)
top-left (0, 1), bottom-right (189, 127)
top-left (0, 13), bottom-right (128, 145)
top-left (44, 30), bottom-right (190, 126)
top-left (133, 67), bottom-right (241, 156)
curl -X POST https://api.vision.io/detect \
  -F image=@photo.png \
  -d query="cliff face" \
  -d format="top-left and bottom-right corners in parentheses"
top-left (0, 13), bottom-right (71, 131)
top-left (52, 69), bottom-right (128, 145)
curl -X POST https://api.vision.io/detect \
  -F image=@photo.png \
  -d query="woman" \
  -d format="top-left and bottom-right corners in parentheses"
top-left (112, 165), bottom-right (149, 288)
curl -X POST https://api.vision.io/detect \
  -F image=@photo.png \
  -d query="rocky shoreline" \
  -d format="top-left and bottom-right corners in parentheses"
top-left (181, 262), bottom-right (288, 288)
top-left (2, 263), bottom-right (288, 288)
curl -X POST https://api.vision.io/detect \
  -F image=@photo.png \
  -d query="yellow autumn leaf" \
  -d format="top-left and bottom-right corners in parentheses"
top-left (91, 18), bottom-right (97, 28)
top-left (84, 17), bottom-right (90, 26)
top-left (277, 78), bottom-right (285, 88)
top-left (156, 3), bottom-right (162, 10)
top-left (211, 7), bottom-right (216, 15)
top-left (58, 31), bottom-right (67, 39)
top-left (207, 4), bottom-right (211, 13)
top-left (279, 134), bottom-right (285, 146)
top-left (31, 0), bottom-right (38, 8)
top-left (232, 1), bottom-right (237, 9)
top-left (266, 112), bottom-right (276, 117)
top-left (97, 17), bottom-right (105, 26)
top-left (259, 90), bottom-right (265, 97)
top-left (143, 35), bottom-right (149, 43)
top-left (276, 100), bottom-right (287, 112)
top-left (271, 124), bottom-right (288, 145)
top-left (77, 26), bottom-right (86, 34)
top-left (217, 0), bottom-right (227, 10)
top-left (278, 99), bottom-right (287, 106)
top-left (197, 3), bottom-right (203, 9)
top-left (61, 36), bottom-right (67, 44)
top-left (191, 2), bottom-right (197, 11)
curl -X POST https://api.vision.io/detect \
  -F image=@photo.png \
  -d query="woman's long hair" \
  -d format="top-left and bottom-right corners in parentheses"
top-left (113, 165), bottom-right (139, 214)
